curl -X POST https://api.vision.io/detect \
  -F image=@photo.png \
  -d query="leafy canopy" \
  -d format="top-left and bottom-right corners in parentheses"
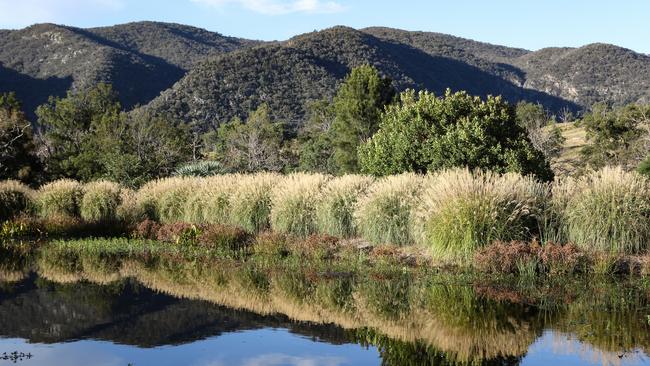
top-left (358, 89), bottom-right (553, 181)
top-left (330, 64), bottom-right (395, 174)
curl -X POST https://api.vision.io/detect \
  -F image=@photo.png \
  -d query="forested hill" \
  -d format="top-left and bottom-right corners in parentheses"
top-left (2, 22), bottom-right (650, 126)
top-left (0, 21), bottom-right (257, 117)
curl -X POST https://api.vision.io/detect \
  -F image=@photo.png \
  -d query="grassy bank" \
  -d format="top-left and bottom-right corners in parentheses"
top-left (2, 166), bottom-right (650, 269)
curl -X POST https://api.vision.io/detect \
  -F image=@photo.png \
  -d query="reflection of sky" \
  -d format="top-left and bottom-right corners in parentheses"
top-left (0, 329), bottom-right (379, 366)
top-left (522, 331), bottom-right (649, 366)
top-left (2, 329), bottom-right (650, 366)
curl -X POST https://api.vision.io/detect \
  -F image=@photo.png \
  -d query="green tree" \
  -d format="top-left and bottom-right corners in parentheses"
top-left (37, 83), bottom-right (122, 180)
top-left (298, 99), bottom-right (336, 173)
top-left (0, 92), bottom-right (41, 183)
top-left (38, 84), bottom-right (193, 186)
top-left (330, 65), bottom-right (395, 173)
top-left (207, 104), bottom-right (286, 172)
top-left (358, 89), bottom-right (553, 181)
top-left (580, 103), bottom-right (649, 169)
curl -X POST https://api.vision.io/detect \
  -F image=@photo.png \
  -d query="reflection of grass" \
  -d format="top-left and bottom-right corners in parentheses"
top-left (30, 237), bottom-right (650, 364)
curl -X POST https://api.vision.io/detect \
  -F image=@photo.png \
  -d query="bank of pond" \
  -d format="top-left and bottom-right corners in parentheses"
top-left (3, 166), bottom-right (650, 267)
top-left (0, 239), bottom-right (649, 365)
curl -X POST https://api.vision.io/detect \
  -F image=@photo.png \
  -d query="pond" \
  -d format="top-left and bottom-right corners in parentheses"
top-left (1, 239), bottom-right (650, 366)
top-left (0, 273), bottom-right (648, 366)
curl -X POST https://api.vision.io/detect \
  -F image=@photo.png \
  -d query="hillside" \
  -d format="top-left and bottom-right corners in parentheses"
top-left (0, 22), bottom-right (255, 117)
top-left (2, 22), bottom-right (650, 127)
top-left (146, 26), bottom-right (575, 128)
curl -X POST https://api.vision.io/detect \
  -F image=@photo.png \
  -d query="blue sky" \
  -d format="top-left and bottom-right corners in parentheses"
top-left (0, 0), bottom-right (648, 53)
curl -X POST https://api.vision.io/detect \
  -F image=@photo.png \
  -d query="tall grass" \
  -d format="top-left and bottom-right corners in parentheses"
top-left (0, 180), bottom-right (34, 221)
top-left (270, 173), bottom-right (329, 237)
top-left (135, 177), bottom-right (198, 222)
top-left (555, 167), bottom-right (650, 254)
top-left (230, 173), bottom-right (281, 233)
top-left (37, 179), bottom-right (84, 218)
top-left (355, 173), bottom-right (424, 245)
top-left (414, 169), bottom-right (548, 262)
top-left (316, 175), bottom-right (375, 238)
top-left (80, 181), bottom-right (123, 223)
top-left (184, 175), bottom-right (239, 224)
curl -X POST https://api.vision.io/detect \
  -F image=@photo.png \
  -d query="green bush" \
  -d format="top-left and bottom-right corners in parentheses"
top-left (0, 180), bottom-right (34, 221)
top-left (354, 173), bottom-right (423, 245)
top-left (316, 175), bottom-right (374, 237)
top-left (270, 173), bottom-right (329, 237)
top-left (555, 167), bottom-right (650, 254)
top-left (358, 89), bottom-right (553, 181)
top-left (80, 181), bottom-right (123, 223)
top-left (637, 155), bottom-right (650, 178)
top-left (174, 160), bottom-right (226, 177)
top-left (230, 173), bottom-right (281, 233)
top-left (37, 179), bottom-right (84, 218)
top-left (413, 169), bottom-right (548, 262)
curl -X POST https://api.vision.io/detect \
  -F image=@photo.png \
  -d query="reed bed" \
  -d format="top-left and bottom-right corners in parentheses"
top-left (553, 167), bottom-right (650, 254)
top-left (36, 179), bottom-right (84, 218)
top-left (4, 165), bottom-right (650, 256)
top-left (0, 180), bottom-right (34, 221)
top-left (355, 173), bottom-right (424, 245)
top-left (414, 168), bottom-right (549, 261)
top-left (316, 175), bottom-right (375, 238)
top-left (80, 180), bottom-right (123, 222)
top-left (270, 173), bottom-right (329, 237)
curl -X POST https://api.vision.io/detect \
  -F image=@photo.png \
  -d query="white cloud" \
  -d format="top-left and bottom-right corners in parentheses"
top-left (191, 0), bottom-right (344, 15)
top-left (0, 0), bottom-right (125, 28)
top-left (242, 353), bottom-right (347, 366)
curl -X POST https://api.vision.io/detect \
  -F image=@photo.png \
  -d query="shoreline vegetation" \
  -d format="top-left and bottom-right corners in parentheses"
top-left (2, 165), bottom-right (650, 276)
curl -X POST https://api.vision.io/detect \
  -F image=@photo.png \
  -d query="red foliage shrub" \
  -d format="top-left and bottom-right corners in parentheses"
top-left (199, 224), bottom-right (249, 251)
top-left (133, 219), bottom-right (161, 240)
top-left (538, 242), bottom-right (589, 275)
top-left (253, 231), bottom-right (289, 257)
top-left (291, 234), bottom-right (340, 259)
top-left (474, 240), bottom-right (540, 274)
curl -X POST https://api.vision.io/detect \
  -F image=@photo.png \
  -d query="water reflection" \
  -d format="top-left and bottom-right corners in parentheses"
top-left (0, 243), bottom-right (648, 365)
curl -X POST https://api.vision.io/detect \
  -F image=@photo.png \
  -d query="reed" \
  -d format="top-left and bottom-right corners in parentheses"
top-left (230, 173), bottom-right (282, 233)
top-left (36, 179), bottom-right (84, 218)
top-left (0, 180), bottom-right (34, 221)
top-left (316, 175), bottom-right (374, 238)
top-left (270, 173), bottom-right (329, 237)
top-left (80, 180), bottom-right (123, 223)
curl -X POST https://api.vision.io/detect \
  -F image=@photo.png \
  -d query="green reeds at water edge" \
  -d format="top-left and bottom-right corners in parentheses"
top-left (3, 165), bottom-right (650, 260)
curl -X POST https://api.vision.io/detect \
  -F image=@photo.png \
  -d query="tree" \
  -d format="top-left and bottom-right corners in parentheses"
top-left (37, 84), bottom-right (193, 186)
top-left (580, 103), bottom-right (650, 170)
top-left (515, 102), bottom-right (565, 160)
top-left (0, 92), bottom-right (41, 183)
top-left (358, 89), bottom-right (554, 181)
top-left (207, 104), bottom-right (286, 173)
top-left (37, 83), bottom-right (122, 180)
top-left (298, 99), bottom-right (336, 173)
top-left (330, 65), bottom-right (395, 173)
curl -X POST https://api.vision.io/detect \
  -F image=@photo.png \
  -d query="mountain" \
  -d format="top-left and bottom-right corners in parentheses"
top-left (1, 22), bottom-right (650, 127)
top-left (0, 22), bottom-right (256, 118)
top-left (145, 26), bottom-right (576, 128)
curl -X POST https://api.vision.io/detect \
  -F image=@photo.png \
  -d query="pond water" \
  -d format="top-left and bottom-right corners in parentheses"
top-left (0, 274), bottom-right (649, 366)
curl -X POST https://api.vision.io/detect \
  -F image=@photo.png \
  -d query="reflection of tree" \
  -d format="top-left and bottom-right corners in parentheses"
top-left (0, 276), bottom-right (350, 347)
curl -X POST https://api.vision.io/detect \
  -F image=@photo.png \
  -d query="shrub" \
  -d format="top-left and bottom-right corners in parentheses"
top-left (637, 155), bottom-right (650, 178)
top-left (174, 160), bottom-right (226, 177)
top-left (354, 173), bottom-right (424, 245)
top-left (555, 167), bottom-right (650, 254)
top-left (253, 231), bottom-right (289, 257)
top-left (37, 179), bottom-right (83, 218)
top-left (230, 173), bottom-right (281, 233)
top-left (271, 173), bottom-right (329, 237)
top-left (414, 169), bottom-right (548, 262)
top-left (199, 224), bottom-right (249, 251)
top-left (316, 175), bottom-right (374, 238)
top-left (538, 242), bottom-right (589, 275)
top-left (474, 241), bottom-right (540, 274)
top-left (0, 180), bottom-right (34, 221)
top-left (290, 234), bottom-right (340, 260)
top-left (80, 181), bottom-right (122, 223)
top-left (133, 219), bottom-right (161, 240)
